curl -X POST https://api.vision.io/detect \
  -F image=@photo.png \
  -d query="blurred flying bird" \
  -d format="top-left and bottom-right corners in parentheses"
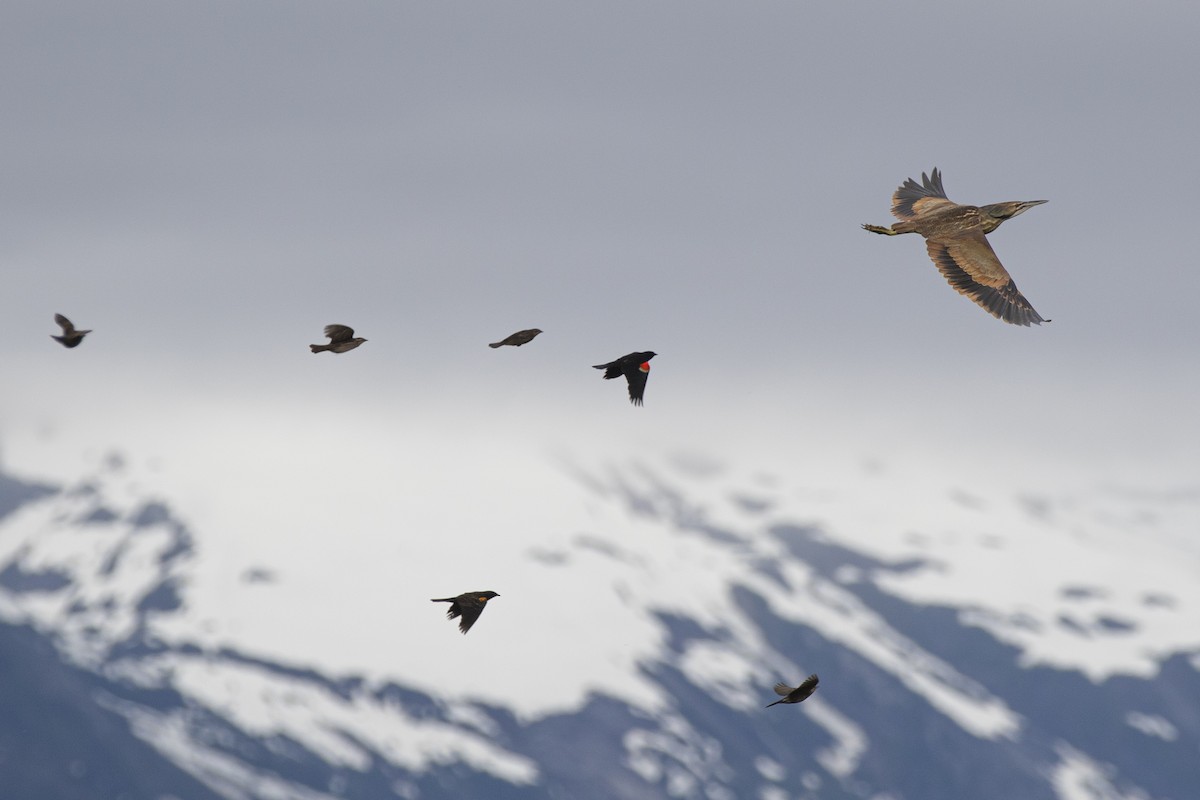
top-left (310, 324), bottom-right (367, 354)
top-left (51, 314), bottom-right (91, 348)
top-left (489, 328), bottom-right (543, 348)
top-left (765, 674), bottom-right (819, 708)
top-left (862, 167), bottom-right (1049, 326)
top-left (593, 351), bottom-right (656, 406)
top-left (431, 591), bottom-right (500, 634)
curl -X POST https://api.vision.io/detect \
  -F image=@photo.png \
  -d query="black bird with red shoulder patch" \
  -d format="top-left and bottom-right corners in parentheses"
top-left (765, 674), bottom-right (819, 708)
top-left (431, 591), bottom-right (499, 634)
top-left (593, 351), bottom-right (656, 406)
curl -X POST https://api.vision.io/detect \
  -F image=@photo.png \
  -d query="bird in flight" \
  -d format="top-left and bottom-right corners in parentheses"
top-left (593, 351), bottom-right (656, 406)
top-left (431, 591), bottom-right (500, 634)
top-left (489, 328), bottom-right (543, 348)
top-left (51, 314), bottom-right (92, 348)
top-left (765, 674), bottom-right (819, 708)
top-left (862, 168), bottom-right (1049, 326)
top-left (310, 324), bottom-right (367, 354)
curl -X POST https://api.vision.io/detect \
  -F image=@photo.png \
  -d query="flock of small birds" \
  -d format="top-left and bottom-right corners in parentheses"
top-left (48, 167), bottom-right (1049, 711)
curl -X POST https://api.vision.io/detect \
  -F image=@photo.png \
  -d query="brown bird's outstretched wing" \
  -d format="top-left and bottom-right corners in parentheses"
top-left (891, 168), bottom-right (955, 220)
top-left (925, 235), bottom-right (1048, 326)
top-left (324, 324), bottom-right (356, 343)
top-left (54, 314), bottom-right (77, 334)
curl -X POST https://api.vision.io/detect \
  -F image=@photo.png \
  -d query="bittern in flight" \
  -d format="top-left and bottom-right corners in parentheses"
top-left (862, 168), bottom-right (1049, 326)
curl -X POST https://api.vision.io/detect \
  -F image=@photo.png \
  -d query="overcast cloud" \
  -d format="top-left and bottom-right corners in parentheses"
top-left (2, 2), bottom-right (1197, 488)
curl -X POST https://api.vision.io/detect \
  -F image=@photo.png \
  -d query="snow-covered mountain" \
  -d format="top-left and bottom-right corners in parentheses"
top-left (1, 444), bottom-right (1197, 800)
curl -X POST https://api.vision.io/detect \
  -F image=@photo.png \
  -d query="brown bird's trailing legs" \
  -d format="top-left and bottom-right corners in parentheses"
top-left (861, 223), bottom-right (901, 236)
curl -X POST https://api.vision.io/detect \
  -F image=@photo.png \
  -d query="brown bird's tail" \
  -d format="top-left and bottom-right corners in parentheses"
top-left (488, 342), bottom-right (503, 348)
top-left (310, 344), bottom-right (328, 353)
top-left (765, 698), bottom-right (786, 709)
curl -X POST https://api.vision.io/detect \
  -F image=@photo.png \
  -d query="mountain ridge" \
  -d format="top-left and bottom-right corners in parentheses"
top-left (0, 446), bottom-right (1195, 799)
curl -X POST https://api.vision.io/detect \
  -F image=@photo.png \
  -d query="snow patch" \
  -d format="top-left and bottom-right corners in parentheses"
top-left (1049, 744), bottom-right (1149, 800)
top-left (97, 693), bottom-right (341, 800)
top-left (623, 713), bottom-right (733, 797)
top-left (162, 655), bottom-right (539, 784)
top-left (677, 640), bottom-right (761, 711)
top-left (753, 755), bottom-right (784, 782)
top-left (1124, 711), bottom-right (1178, 742)
top-left (804, 700), bottom-right (867, 779)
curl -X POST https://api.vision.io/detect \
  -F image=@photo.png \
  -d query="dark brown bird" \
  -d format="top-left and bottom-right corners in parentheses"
top-left (431, 591), bottom-right (500, 634)
top-left (489, 328), bottom-right (543, 348)
top-left (593, 351), bottom-right (656, 406)
top-left (765, 674), bottom-right (819, 708)
top-left (863, 168), bottom-right (1049, 326)
top-left (310, 324), bottom-right (367, 354)
top-left (51, 314), bottom-right (92, 348)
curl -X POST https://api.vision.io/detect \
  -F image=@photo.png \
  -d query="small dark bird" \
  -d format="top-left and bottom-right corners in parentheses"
top-left (863, 167), bottom-right (1049, 326)
top-left (765, 674), bottom-right (819, 708)
top-left (489, 328), bottom-right (543, 348)
top-left (310, 324), bottom-right (367, 354)
top-left (593, 351), bottom-right (656, 406)
top-left (51, 314), bottom-right (92, 348)
top-left (430, 591), bottom-right (500, 634)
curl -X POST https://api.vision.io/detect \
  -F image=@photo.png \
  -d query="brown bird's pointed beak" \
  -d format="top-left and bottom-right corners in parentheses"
top-left (1007, 199), bottom-right (1048, 219)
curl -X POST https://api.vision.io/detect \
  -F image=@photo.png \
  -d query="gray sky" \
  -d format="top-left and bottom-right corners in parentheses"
top-left (2, 1), bottom-right (1198, 487)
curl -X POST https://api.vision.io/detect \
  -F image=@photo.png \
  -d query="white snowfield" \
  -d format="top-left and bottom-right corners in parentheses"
top-left (0, 434), bottom-right (1196, 793)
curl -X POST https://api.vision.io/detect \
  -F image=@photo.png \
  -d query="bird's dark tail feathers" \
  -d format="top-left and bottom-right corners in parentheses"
top-left (430, 597), bottom-right (454, 603)
top-left (765, 699), bottom-right (785, 709)
top-left (488, 342), bottom-right (503, 348)
top-left (310, 344), bottom-right (326, 353)
top-left (593, 364), bottom-right (619, 379)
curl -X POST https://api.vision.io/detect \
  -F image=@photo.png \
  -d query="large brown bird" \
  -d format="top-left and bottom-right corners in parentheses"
top-left (431, 591), bottom-right (500, 634)
top-left (593, 351), bottom-right (656, 406)
top-left (489, 328), bottom-right (543, 348)
top-left (765, 674), bottom-right (819, 708)
top-left (862, 168), bottom-right (1049, 326)
top-left (51, 314), bottom-right (92, 348)
top-left (310, 324), bottom-right (367, 354)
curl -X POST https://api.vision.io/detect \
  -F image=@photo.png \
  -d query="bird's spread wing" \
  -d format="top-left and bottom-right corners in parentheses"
top-left (324, 324), bottom-right (355, 343)
top-left (624, 362), bottom-right (649, 405)
top-left (797, 674), bottom-right (819, 693)
top-left (891, 168), bottom-right (955, 220)
top-left (457, 603), bottom-right (483, 634)
top-left (926, 235), bottom-right (1047, 326)
top-left (773, 682), bottom-right (793, 697)
top-left (54, 314), bottom-right (75, 334)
